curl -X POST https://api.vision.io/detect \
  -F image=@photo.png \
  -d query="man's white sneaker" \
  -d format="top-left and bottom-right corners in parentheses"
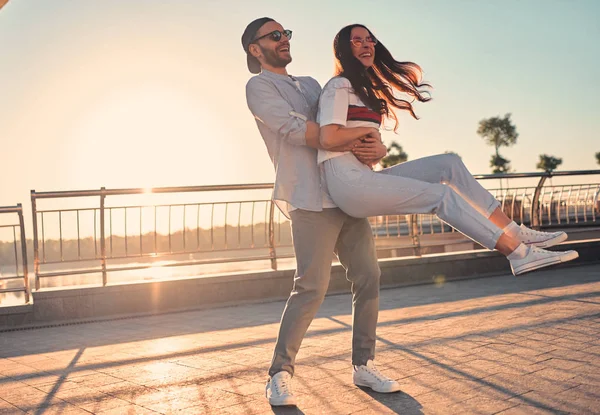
top-left (510, 246), bottom-right (578, 276)
top-left (517, 224), bottom-right (567, 248)
top-left (353, 360), bottom-right (401, 393)
top-left (266, 371), bottom-right (296, 406)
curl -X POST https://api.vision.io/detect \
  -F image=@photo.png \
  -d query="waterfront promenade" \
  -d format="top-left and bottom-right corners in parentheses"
top-left (1, 264), bottom-right (599, 414)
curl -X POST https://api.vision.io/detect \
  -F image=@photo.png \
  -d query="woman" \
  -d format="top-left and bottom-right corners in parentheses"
top-left (317, 24), bottom-right (577, 276)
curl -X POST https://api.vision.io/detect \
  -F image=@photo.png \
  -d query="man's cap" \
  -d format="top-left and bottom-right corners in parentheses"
top-left (241, 17), bottom-right (274, 74)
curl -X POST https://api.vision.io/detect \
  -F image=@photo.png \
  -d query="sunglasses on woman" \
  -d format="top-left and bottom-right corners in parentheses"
top-left (350, 36), bottom-right (378, 48)
top-left (253, 29), bottom-right (293, 43)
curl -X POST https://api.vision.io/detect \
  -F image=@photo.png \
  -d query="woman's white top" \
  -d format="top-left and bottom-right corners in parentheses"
top-left (317, 76), bottom-right (382, 164)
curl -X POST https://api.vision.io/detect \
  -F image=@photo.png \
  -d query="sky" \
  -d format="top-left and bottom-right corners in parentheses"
top-left (1, 0), bottom-right (599, 213)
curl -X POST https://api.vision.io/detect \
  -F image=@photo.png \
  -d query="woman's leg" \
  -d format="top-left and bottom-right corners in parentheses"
top-left (379, 153), bottom-right (567, 247)
top-left (325, 155), bottom-right (506, 251)
top-left (378, 153), bottom-right (501, 219)
top-left (495, 232), bottom-right (521, 256)
top-left (324, 155), bottom-right (578, 276)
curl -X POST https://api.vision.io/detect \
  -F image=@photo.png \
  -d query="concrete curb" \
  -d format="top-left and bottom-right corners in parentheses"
top-left (1, 239), bottom-right (598, 330)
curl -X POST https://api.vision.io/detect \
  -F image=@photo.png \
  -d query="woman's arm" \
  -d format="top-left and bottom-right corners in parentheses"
top-left (304, 121), bottom-right (363, 151)
top-left (318, 77), bottom-right (376, 150)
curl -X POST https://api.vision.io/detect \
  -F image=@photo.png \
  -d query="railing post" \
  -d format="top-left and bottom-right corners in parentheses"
top-left (16, 204), bottom-right (31, 303)
top-left (408, 214), bottom-right (421, 257)
top-left (30, 190), bottom-right (41, 291)
top-left (268, 201), bottom-right (277, 270)
top-left (594, 188), bottom-right (600, 220)
top-left (100, 187), bottom-right (107, 286)
top-left (531, 175), bottom-right (548, 230)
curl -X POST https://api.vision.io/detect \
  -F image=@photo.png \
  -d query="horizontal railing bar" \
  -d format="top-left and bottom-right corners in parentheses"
top-left (0, 224), bottom-right (19, 229)
top-left (36, 246), bottom-right (283, 265)
top-left (144, 200), bottom-right (273, 208)
top-left (0, 205), bottom-right (22, 214)
top-left (0, 275), bottom-right (23, 281)
top-left (488, 185), bottom-right (596, 191)
top-left (419, 239), bottom-right (475, 247)
top-left (30, 175), bottom-right (600, 201)
top-left (35, 267), bottom-right (106, 278)
top-left (0, 287), bottom-right (26, 294)
top-left (31, 183), bottom-right (275, 199)
top-left (474, 170), bottom-right (600, 180)
top-left (36, 200), bottom-right (276, 214)
top-left (106, 256), bottom-right (279, 272)
top-left (35, 207), bottom-right (98, 214)
top-left (35, 255), bottom-right (281, 278)
top-left (105, 247), bottom-right (279, 259)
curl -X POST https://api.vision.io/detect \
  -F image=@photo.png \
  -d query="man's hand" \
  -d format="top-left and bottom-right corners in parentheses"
top-left (367, 128), bottom-right (382, 143)
top-left (352, 137), bottom-right (388, 166)
top-left (329, 138), bottom-right (362, 152)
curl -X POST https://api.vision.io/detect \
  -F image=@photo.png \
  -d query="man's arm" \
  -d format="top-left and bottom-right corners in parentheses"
top-left (320, 125), bottom-right (380, 150)
top-left (247, 77), bottom-right (327, 149)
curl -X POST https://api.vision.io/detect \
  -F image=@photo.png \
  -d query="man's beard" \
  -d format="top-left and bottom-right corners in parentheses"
top-left (260, 45), bottom-right (292, 68)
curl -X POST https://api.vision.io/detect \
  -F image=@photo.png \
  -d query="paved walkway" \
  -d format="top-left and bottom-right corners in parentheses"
top-left (1, 264), bottom-right (599, 414)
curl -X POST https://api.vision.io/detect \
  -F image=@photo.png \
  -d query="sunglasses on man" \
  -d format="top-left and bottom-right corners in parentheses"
top-left (252, 29), bottom-right (293, 43)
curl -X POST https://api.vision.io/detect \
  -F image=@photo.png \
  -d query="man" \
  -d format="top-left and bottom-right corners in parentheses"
top-left (242, 17), bottom-right (401, 407)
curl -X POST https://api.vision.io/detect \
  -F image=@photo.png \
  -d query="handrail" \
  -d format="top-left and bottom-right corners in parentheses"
top-left (0, 204), bottom-right (30, 303)
top-left (28, 170), bottom-right (600, 200)
top-left (473, 170), bottom-right (600, 180)
top-left (475, 169), bottom-right (600, 229)
top-left (28, 170), bottom-right (600, 289)
top-left (30, 183), bottom-right (275, 199)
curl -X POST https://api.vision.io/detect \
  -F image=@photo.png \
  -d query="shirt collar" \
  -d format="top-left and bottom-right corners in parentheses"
top-left (260, 68), bottom-right (295, 81)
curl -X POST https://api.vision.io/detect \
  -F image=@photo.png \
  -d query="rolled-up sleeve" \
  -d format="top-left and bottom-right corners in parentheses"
top-left (246, 77), bottom-right (307, 146)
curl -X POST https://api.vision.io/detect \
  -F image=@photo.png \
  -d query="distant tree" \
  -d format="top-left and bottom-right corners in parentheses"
top-left (536, 154), bottom-right (563, 173)
top-left (596, 152), bottom-right (600, 165)
top-left (477, 113), bottom-right (518, 174)
top-left (477, 113), bottom-right (519, 157)
top-left (380, 141), bottom-right (408, 168)
top-left (489, 154), bottom-right (511, 174)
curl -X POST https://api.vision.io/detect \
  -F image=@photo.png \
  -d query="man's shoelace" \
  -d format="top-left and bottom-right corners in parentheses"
top-left (274, 375), bottom-right (292, 394)
top-left (364, 364), bottom-right (389, 383)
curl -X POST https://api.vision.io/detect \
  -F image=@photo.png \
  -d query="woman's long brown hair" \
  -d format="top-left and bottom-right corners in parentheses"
top-left (333, 24), bottom-right (431, 130)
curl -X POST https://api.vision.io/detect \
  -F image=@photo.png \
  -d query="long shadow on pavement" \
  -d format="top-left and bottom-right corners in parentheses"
top-left (357, 388), bottom-right (423, 414)
top-left (1, 264), bottom-right (598, 359)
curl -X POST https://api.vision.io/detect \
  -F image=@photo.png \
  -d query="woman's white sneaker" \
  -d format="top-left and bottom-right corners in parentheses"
top-left (266, 371), bottom-right (296, 406)
top-left (353, 360), bottom-right (401, 393)
top-left (517, 224), bottom-right (567, 248)
top-left (510, 246), bottom-right (578, 276)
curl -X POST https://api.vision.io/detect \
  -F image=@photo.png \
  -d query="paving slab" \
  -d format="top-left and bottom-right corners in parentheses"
top-left (0, 264), bottom-right (599, 414)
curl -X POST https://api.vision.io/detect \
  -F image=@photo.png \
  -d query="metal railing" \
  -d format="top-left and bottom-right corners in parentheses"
top-left (366, 170), bottom-right (600, 244)
top-left (0, 204), bottom-right (30, 303)
top-left (29, 170), bottom-right (600, 289)
top-left (475, 170), bottom-right (600, 229)
top-left (31, 184), bottom-right (286, 289)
